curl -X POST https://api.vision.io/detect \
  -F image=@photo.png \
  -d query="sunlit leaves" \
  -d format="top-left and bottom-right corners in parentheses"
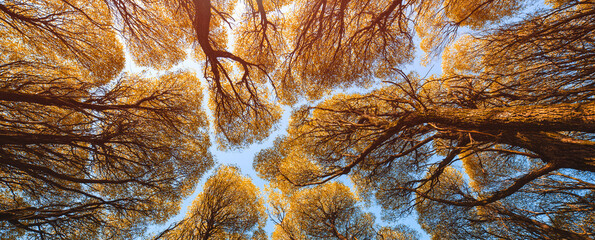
top-left (272, 182), bottom-right (368, 239)
top-left (415, 0), bottom-right (525, 59)
top-left (157, 166), bottom-right (267, 240)
top-left (121, 0), bottom-right (190, 69)
top-left (277, 0), bottom-right (415, 102)
top-left (442, 2), bottom-right (595, 106)
top-left (3, 0), bottom-right (595, 239)
top-left (0, 63), bottom-right (213, 238)
top-left (1, 1), bottom-right (216, 238)
top-left (269, 182), bottom-right (419, 239)
top-left (376, 225), bottom-right (420, 240)
top-left (255, 2), bottom-right (595, 239)
top-left (417, 169), bottom-right (595, 239)
top-left (0, 0), bottom-right (125, 83)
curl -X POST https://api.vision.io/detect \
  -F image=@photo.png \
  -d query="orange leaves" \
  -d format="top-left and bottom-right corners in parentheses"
top-left (3, 0), bottom-right (594, 239)
top-left (0, 0), bottom-right (125, 84)
top-left (415, 0), bottom-right (525, 60)
top-left (279, 0), bottom-right (414, 102)
top-left (269, 181), bottom-right (420, 239)
top-left (158, 166), bottom-right (266, 239)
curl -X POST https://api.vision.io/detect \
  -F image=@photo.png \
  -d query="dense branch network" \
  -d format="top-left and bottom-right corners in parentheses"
top-left (255, 1), bottom-right (595, 239)
top-left (2, 0), bottom-right (594, 239)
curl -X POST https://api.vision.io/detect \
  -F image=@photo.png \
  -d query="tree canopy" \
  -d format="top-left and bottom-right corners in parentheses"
top-left (269, 182), bottom-right (419, 240)
top-left (254, 1), bottom-right (594, 239)
top-left (1, 0), bottom-right (594, 239)
top-left (155, 166), bottom-right (267, 240)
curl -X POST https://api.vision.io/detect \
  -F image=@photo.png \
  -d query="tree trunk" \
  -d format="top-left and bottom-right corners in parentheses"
top-left (410, 101), bottom-right (595, 172)
top-left (499, 131), bottom-right (595, 172)
top-left (418, 101), bottom-right (595, 133)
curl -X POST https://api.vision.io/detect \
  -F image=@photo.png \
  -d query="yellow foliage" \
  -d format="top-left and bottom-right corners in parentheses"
top-left (160, 166), bottom-right (267, 239)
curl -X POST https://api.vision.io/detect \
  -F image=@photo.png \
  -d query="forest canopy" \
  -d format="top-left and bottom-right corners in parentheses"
top-left (1, 0), bottom-right (593, 239)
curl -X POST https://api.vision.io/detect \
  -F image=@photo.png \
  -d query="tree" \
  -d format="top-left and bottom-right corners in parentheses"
top-left (1, 1), bottom-right (213, 238)
top-left (269, 182), bottom-right (419, 240)
top-left (0, 0), bottom-right (421, 148)
top-left (0, 67), bottom-right (213, 239)
top-left (99, 0), bottom-right (423, 147)
top-left (255, 0), bottom-right (594, 239)
top-left (376, 225), bottom-right (420, 240)
top-left (4, 0), bottom-right (594, 238)
top-left (0, 0), bottom-right (451, 236)
top-left (416, 167), bottom-right (595, 239)
top-left (155, 166), bottom-right (267, 240)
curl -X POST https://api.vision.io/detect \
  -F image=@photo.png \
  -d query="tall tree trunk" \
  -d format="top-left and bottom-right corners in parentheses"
top-left (407, 101), bottom-right (595, 172)
top-left (500, 131), bottom-right (595, 172)
top-left (417, 101), bottom-right (595, 133)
